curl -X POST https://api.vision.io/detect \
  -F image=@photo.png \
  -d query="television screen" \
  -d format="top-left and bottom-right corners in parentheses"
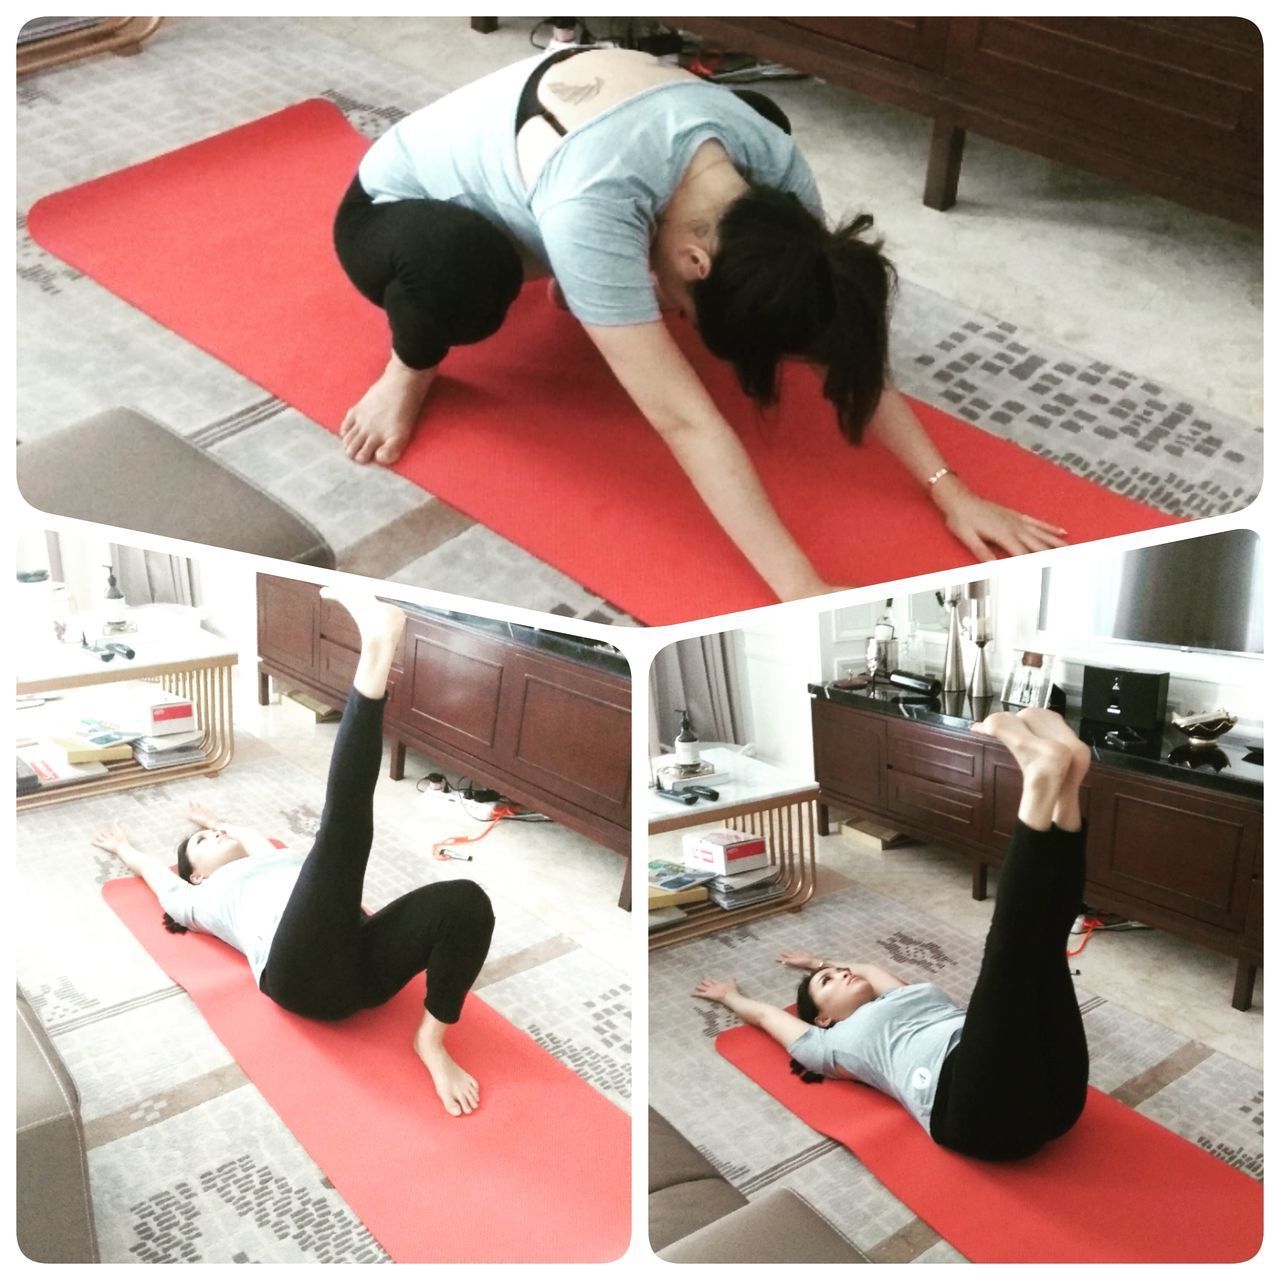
top-left (1039, 529), bottom-right (1263, 656)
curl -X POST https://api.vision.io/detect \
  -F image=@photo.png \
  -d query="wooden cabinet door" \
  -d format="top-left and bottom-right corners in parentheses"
top-left (257, 574), bottom-right (319, 679)
top-left (812, 700), bottom-right (886, 810)
top-left (1088, 774), bottom-right (1258, 930)
top-left (780, 18), bottom-right (948, 69)
top-left (496, 653), bottom-right (631, 826)
top-left (945, 18), bottom-right (1262, 178)
top-left (394, 617), bottom-right (507, 758)
top-left (984, 746), bottom-right (1091, 854)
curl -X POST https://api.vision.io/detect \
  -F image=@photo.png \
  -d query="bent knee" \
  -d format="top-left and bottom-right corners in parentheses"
top-left (444, 878), bottom-right (495, 930)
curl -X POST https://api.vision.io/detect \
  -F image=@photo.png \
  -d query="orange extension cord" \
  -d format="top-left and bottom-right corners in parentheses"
top-left (430, 806), bottom-right (520, 861)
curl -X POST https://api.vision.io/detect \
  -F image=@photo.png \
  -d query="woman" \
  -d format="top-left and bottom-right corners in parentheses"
top-left (92, 591), bottom-right (495, 1118)
top-left (333, 46), bottom-right (1066, 601)
top-left (693, 708), bottom-right (1091, 1161)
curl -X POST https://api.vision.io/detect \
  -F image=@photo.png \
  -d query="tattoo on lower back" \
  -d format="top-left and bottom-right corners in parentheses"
top-left (548, 77), bottom-right (603, 106)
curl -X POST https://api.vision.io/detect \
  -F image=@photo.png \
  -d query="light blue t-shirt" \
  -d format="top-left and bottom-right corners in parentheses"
top-left (357, 52), bottom-right (824, 326)
top-left (155, 849), bottom-right (304, 987)
top-left (788, 983), bottom-right (966, 1133)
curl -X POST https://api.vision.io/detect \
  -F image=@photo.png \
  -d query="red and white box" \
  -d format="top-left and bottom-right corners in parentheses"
top-left (98, 681), bottom-right (197, 737)
top-left (682, 829), bottom-right (770, 876)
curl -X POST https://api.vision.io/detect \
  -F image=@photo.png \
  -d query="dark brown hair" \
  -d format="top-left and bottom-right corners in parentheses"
top-left (692, 185), bottom-right (896, 443)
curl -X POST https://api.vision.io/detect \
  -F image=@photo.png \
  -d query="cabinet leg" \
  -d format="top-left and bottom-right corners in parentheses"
top-left (817, 801), bottom-right (831, 837)
top-left (470, 17), bottom-right (498, 33)
top-left (257, 668), bottom-right (271, 706)
top-left (618, 857), bottom-right (632, 911)
top-left (1232, 959), bottom-right (1257, 1012)
top-left (924, 116), bottom-right (965, 211)
top-left (389, 740), bottom-right (406, 782)
top-left (971, 859), bottom-right (988, 901)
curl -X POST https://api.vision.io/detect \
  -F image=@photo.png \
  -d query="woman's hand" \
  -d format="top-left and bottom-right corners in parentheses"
top-left (184, 799), bottom-right (219, 829)
top-left (776, 949), bottom-right (825, 972)
top-left (692, 978), bottom-right (739, 1005)
top-left (91, 821), bottom-right (131, 858)
top-left (932, 478), bottom-right (1068, 561)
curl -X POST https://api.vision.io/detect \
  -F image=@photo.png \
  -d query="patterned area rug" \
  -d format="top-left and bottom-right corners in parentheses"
top-left (16, 18), bottom-right (1261, 619)
top-left (649, 883), bottom-right (1262, 1264)
top-left (16, 733), bottom-right (631, 1264)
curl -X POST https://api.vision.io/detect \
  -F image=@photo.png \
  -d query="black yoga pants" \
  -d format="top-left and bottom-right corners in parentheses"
top-left (259, 689), bottom-right (495, 1023)
top-left (928, 820), bottom-right (1089, 1161)
top-left (332, 89), bottom-right (793, 371)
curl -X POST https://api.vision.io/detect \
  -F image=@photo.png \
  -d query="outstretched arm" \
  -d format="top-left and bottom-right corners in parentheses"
top-left (776, 950), bottom-right (907, 997)
top-left (585, 321), bottom-right (837, 602)
top-left (868, 388), bottom-right (1068, 560)
top-left (183, 801), bottom-right (277, 858)
top-left (91, 821), bottom-right (185, 903)
top-left (692, 978), bottom-right (812, 1051)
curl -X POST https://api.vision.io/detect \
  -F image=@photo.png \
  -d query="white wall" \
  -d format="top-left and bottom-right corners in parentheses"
top-left (191, 555), bottom-right (262, 710)
top-left (817, 553), bottom-right (1263, 730)
top-left (734, 615), bottom-right (825, 774)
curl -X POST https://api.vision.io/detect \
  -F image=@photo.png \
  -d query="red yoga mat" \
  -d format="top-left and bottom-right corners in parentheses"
top-left (717, 1023), bottom-right (1261, 1264)
top-left (104, 876), bottom-right (630, 1263)
top-left (28, 100), bottom-right (1179, 624)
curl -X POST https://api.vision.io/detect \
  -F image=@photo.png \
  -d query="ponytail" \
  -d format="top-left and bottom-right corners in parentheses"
top-left (691, 187), bottom-right (896, 443)
top-left (812, 212), bottom-right (896, 443)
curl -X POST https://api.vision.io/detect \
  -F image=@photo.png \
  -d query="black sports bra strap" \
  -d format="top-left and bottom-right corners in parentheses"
top-left (515, 46), bottom-right (590, 137)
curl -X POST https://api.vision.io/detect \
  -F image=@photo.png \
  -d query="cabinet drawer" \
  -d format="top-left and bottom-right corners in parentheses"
top-left (887, 772), bottom-right (983, 839)
top-left (318, 597), bottom-right (362, 650)
top-left (317, 638), bottom-right (358, 694)
top-left (887, 722), bottom-right (982, 788)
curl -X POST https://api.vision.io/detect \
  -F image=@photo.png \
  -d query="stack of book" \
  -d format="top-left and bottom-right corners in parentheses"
top-left (16, 738), bottom-right (110, 790)
top-left (648, 859), bottom-right (718, 931)
top-left (133, 729), bottom-right (206, 770)
top-left (14, 682), bottom-right (200, 794)
top-left (706, 863), bottom-right (785, 911)
top-left (654, 758), bottom-right (730, 793)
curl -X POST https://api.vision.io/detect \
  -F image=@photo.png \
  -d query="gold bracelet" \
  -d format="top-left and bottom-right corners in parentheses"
top-left (926, 466), bottom-right (955, 488)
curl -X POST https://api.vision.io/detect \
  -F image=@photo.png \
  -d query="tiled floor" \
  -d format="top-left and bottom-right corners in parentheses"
top-left (16, 16), bottom-right (1263, 617)
top-left (649, 817), bottom-right (1263, 1263)
top-left (17, 686), bottom-right (632, 1263)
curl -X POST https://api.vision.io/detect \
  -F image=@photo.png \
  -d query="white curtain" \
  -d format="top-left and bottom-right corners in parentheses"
top-left (648, 634), bottom-right (744, 756)
top-left (110, 544), bottom-right (199, 607)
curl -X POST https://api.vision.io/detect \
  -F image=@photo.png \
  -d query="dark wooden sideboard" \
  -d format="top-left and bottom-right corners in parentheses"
top-left (811, 695), bottom-right (1263, 1010)
top-left (659, 17), bottom-right (1262, 226)
top-left (256, 575), bottom-right (633, 906)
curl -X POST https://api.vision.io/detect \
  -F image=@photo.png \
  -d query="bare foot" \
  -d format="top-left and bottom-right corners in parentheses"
top-left (318, 588), bottom-right (406, 652)
top-left (972, 711), bottom-right (1072, 829)
top-left (414, 1027), bottom-right (480, 1117)
top-left (1016, 708), bottom-right (1091, 787)
top-left (339, 353), bottom-right (438, 466)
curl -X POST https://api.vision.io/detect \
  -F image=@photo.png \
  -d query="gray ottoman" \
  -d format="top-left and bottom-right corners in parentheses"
top-left (16, 987), bottom-right (98, 1263)
top-left (18, 407), bottom-right (334, 567)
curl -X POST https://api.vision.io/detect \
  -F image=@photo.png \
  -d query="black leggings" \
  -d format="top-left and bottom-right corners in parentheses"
top-left (259, 690), bottom-right (495, 1024)
top-left (928, 821), bottom-right (1089, 1161)
top-left (333, 80), bottom-right (793, 370)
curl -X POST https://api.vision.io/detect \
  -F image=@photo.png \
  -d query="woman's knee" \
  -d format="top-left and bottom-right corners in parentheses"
top-left (441, 878), bottom-right (495, 932)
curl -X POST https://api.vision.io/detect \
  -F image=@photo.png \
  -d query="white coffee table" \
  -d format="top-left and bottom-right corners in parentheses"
top-left (648, 747), bottom-right (819, 948)
top-left (16, 622), bottom-right (238, 809)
